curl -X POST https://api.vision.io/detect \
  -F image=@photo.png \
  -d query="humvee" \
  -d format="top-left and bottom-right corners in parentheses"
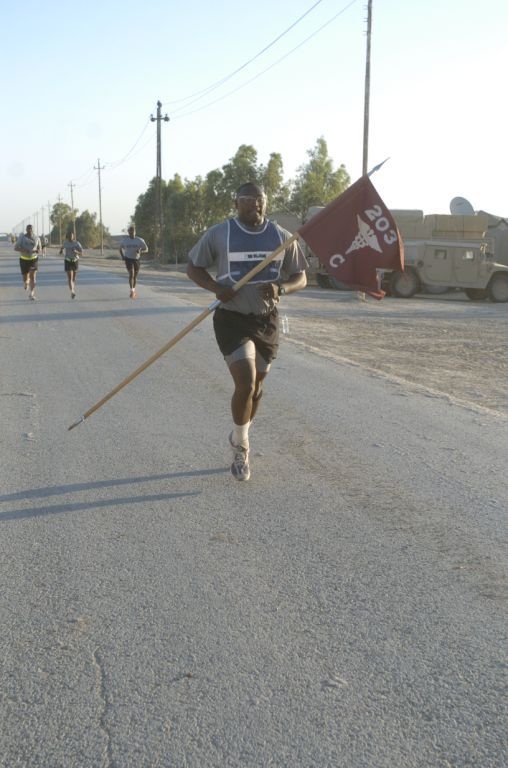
top-left (385, 211), bottom-right (508, 302)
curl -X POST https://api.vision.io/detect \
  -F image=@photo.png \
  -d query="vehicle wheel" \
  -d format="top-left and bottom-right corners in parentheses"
top-left (380, 273), bottom-right (392, 295)
top-left (465, 288), bottom-right (487, 301)
top-left (330, 276), bottom-right (352, 291)
top-left (316, 272), bottom-right (333, 289)
top-left (390, 269), bottom-right (420, 298)
top-left (487, 273), bottom-right (508, 302)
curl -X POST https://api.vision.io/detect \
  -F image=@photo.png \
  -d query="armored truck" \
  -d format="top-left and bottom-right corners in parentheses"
top-left (385, 211), bottom-right (508, 302)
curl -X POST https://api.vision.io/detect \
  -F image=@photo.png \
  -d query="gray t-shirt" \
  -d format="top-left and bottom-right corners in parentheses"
top-left (61, 239), bottom-right (83, 261)
top-left (120, 235), bottom-right (148, 260)
top-left (188, 217), bottom-right (307, 315)
top-left (15, 233), bottom-right (40, 257)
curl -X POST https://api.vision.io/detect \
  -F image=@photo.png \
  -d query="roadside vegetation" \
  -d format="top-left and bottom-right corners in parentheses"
top-left (46, 137), bottom-right (350, 262)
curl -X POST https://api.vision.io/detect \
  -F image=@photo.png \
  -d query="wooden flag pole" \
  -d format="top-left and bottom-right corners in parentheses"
top-left (68, 304), bottom-right (215, 430)
top-left (68, 232), bottom-right (299, 430)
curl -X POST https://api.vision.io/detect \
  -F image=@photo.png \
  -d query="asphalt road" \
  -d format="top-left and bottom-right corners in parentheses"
top-left (1, 251), bottom-right (506, 767)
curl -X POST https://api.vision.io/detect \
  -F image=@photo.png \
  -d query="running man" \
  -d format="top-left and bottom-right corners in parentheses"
top-left (59, 231), bottom-right (83, 299)
top-left (119, 225), bottom-right (148, 298)
top-left (186, 182), bottom-right (307, 481)
top-left (14, 224), bottom-right (41, 300)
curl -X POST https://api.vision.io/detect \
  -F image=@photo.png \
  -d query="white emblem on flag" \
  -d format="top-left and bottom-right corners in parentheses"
top-left (346, 215), bottom-right (382, 254)
top-left (330, 254), bottom-right (345, 267)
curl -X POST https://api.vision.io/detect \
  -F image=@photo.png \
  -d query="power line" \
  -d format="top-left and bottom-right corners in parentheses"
top-left (162, 0), bottom-right (325, 111)
top-left (75, 168), bottom-right (96, 189)
top-left (104, 134), bottom-right (155, 177)
top-left (94, 1), bottom-right (357, 183)
top-left (172, 0), bottom-right (359, 120)
top-left (106, 119), bottom-right (152, 170)
top-left (23, 1), bottom-right (359, 230)
top-left (72, 165), bottom-right (95, 183)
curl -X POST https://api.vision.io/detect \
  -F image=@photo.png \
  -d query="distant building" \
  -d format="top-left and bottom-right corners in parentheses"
top-left (268, 210), bottom-right (301, 234)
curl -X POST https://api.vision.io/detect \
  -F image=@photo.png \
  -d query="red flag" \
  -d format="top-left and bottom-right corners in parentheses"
top-left (298, 175), bottom-right (404, 299)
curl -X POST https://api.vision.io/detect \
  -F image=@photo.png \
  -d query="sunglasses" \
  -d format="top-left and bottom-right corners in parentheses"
top-left (236, 195), bottom-right (266, 204)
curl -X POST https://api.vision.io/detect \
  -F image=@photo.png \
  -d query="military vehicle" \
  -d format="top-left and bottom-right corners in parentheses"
top-left (384, 210), bottom-right (508, 302)
top-left (300, 205), bottom-right (508, 301)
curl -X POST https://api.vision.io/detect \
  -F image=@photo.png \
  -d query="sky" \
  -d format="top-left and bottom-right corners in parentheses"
top-left (1, 0), bottom-right (506, 236)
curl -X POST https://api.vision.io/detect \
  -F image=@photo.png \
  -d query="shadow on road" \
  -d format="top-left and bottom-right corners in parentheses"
top-left (0, 468), bottom-right (228, 521)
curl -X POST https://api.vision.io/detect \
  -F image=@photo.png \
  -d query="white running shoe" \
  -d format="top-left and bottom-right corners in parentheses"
top-left (228, 432), bottom-right (250, 481)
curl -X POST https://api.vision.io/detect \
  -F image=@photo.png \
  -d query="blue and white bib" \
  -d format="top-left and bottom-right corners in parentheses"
top-left (219, 218), bottom-right (284, 284)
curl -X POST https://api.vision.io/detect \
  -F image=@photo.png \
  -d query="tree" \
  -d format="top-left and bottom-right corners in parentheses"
top-left (218, 144), bottom-right (261, 208)
top-left (74, 210), bottom-right (110, 248)
top-left (163, 174), bottom-right (193, 263)
top-left (49, 202), bottom-right (110, 247)
top-left (202, 169), bottom-right (228, 227)
top-left (130, 138), bottom-right (351, 263)
top-left (290, 137), bottom-right (350, 221)
top-left (50, 202), bottom-right (73, 244)
top-left (162, 173), bottom-right (232, 263)
top-left (261, 152), bottom-right (290, 212)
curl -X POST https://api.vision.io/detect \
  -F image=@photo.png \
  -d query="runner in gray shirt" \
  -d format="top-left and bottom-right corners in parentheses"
top-left (15, 224), bottom-right (41, 300)
top-left (187, 182), bottom-right (307, 481)
top-left (119, 225), bottom-right (148, 298)
top-left (59, 231), bottom-right (83, 299)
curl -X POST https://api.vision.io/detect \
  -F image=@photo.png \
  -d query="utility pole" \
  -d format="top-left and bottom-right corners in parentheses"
top-left (40, 206), bottom-right (45, 239)
top-left (150, 100), bottom-right (169, 261)
top-left (94, 159), bottom-right (105, 256)
top-left (68, 181), bottom-right (76, 235)
top-left (57, 194), bottom-right (63, 244)
top-left (48, 201), bottom-right (52, 245)
top-left (362, 0), bottom-right (372, 175)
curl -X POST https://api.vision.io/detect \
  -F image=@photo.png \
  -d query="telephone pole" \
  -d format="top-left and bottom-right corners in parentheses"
top-left (57, 195), bottom-right (63, 244)
top-left (362, 0), bottom-right (373, 175)
top-left (48, 201), bottom-right (52, 245)
top-left (150, 100), bottom-right (169, 261)
top-left (94, 159), bottom-right (105, 255)
top-left (68, 181), bottom-right (76, 235)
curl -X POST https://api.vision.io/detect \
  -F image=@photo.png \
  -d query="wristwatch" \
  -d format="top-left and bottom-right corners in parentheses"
top-left (277, 283), bottom-right (286, 296)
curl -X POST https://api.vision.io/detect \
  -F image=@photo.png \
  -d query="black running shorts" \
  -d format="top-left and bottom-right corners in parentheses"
top-left (213, 307), bottom-right (279, 364)
top-left (19, 258), bottom-right (38, 275)
top-left (124, 258), bottom-right (140, 273)
top-left (64, 259), bottom-right (79, 272)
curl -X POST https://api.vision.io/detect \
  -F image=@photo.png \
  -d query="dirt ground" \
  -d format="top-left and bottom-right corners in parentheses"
top-left (78, 250), bottom-right (508, 418)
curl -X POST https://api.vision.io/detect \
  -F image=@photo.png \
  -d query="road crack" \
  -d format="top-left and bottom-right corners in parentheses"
top-left (93, 649), bottom-right (113, 768)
